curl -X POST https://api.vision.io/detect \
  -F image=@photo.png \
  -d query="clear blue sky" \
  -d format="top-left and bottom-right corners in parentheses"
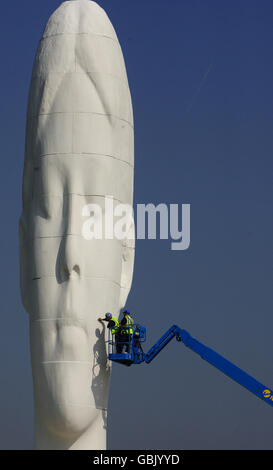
top-left (0, 0), bottom-right (272, 449)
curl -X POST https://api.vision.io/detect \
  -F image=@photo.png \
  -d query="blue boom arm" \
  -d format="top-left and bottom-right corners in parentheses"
top-left (108, 323), bottom-right (273, 407)
top-left (143, 325), bottom-right (179, 363)
top-left (143, 325), bottom-right (273, 408)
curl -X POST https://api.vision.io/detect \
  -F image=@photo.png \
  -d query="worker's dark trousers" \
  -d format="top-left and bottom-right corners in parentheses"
top-left (116, 334), bottom-right (130, 353)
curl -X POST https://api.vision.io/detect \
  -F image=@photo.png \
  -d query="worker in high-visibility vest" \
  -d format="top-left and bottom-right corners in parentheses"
top-left (98, 312), bottom-right (120, 335)
top-left (117, 310), bottom-right (134, 353)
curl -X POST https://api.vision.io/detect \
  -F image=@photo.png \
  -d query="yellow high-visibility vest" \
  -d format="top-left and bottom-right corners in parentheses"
top-left (111, 316), bottom-right (120, 335)
top-left (121, 315), bottom-right (134, 335)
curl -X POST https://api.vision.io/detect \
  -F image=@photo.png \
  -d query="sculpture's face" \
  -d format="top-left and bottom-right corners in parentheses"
top-left (20, 155), bottom-right (134, 321)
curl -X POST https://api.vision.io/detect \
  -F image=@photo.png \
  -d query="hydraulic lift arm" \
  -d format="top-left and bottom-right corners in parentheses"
top-left (143, 325), bottom-right (273, 408)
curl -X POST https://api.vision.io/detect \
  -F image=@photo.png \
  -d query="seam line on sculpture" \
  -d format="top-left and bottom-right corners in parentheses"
top-left (30, 275), bottom-right (121, 282)
top-left (41, 403), bottom-right (104, 410)
top-left (22, 194), bottom-right (129, 210)
top-left (29, 275), bottom-right (130, 288)
top-left (21, 235), bottom-right (135, 250)
top-left (41, 32), bottom-right (118, 43)
top-left (34, 193), bottom-right (124, 201)
top-left (27, 112), bottom-right (134, 129)
top-left (27, 231), bottom-right (136, 237)
top-left (24, 236), bottom-right (135, 247)
top-left (37, 152), bottom-right (134, 168)
top-left (30, 70), bottom-right (129, 88)
top-left (35, 194), bottom-right (124, 202)
top-left (22, 235), bottom-right (135, 247)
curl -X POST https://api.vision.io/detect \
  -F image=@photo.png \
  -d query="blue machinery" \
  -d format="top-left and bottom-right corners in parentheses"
top-left (108, 324), bottom-right (273, 408)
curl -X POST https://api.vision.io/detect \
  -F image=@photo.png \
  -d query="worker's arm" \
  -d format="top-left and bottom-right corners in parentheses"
top-left (98, 318), bottom-right (116, 330)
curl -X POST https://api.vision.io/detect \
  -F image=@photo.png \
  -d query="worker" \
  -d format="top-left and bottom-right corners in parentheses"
top-left (117, 309), bottom-right (134, 353)
top-left (98, 312), bottom-right (120, 337)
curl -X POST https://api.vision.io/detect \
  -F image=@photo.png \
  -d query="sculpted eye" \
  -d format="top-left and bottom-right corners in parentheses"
top-left (35, 194), bottom-right (51, 219)
top-left (33, 167), bottom-right (49, 218)
top-left (33, 166), bottom-right (63, 220)
top-left (36, 194), bottom-right (61, 220)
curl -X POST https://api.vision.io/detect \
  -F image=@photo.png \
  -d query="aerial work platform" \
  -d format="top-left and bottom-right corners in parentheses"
top-left (108, 324), bottom-right (273, 408)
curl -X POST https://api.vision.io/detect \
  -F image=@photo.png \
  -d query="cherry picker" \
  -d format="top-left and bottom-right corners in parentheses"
top-left (108, 323), bottom-right (273, 408)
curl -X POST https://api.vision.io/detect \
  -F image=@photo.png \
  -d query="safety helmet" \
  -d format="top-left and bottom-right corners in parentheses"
top-left (105, 312), bottom-right (112, 319)
top-left (123, 309), bottom-right (131, 315)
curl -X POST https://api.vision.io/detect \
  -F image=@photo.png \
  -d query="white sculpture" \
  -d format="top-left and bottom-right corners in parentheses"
top-left (19, 0), bottom-right (134, 450)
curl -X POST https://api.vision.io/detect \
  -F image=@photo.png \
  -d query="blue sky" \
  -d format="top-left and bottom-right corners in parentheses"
top-left (0, 0), bottom-right (272, 449)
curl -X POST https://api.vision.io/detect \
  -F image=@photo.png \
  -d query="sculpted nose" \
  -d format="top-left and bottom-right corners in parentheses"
top-left (57, 235), bottom-right (81, 282)
top-left (56, 194), bottom-right (83, 282)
